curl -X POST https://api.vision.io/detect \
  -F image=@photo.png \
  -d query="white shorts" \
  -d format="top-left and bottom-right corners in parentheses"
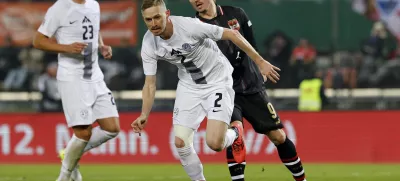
top-left (172, 82), bottom-right (235, 130)
top-left (58, 80), bottom-right (119, 127)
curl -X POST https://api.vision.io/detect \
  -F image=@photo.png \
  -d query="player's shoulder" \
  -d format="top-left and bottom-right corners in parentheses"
top-left (87, 0), bottom-right (100, 9)
top-left (220, 5), bottom-right (245, 14)
top-left (49, 0), bottom-right (66, 10)
top-left (142, 31), bottom-right (156, 48)
top-left (46, 0), bottom-right (70, 16)
top-left (170, 15), bottom-right (200, 25)
top-left (170, 16), bottom-right (204, 36)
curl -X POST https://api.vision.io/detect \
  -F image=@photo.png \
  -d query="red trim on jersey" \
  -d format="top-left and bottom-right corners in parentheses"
top-left (218, 5), bottom-right (224, 15)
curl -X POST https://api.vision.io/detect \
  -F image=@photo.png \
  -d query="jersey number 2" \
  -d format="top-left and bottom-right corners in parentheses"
top-left (214, 93), bottom-right (222, 107)
top-left (83, 25), bottom-right (93, 40)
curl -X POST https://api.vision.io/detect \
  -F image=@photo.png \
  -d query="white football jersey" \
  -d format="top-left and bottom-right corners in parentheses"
top-left (38, 0), bottom-right (103, 82)
top-left (141, 16), bottom-right (234, 89)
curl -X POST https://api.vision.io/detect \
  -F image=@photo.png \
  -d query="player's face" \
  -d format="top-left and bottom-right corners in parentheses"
top-left (189, 0), bottom-right (214, 13)
top-left (142, 5), bottom-right (170, 36)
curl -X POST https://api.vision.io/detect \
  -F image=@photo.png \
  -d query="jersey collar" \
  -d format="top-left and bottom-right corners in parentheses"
top-left (195, 4), bottom-right (224, 22)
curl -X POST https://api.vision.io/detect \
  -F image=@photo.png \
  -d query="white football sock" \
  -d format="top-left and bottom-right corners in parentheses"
top-left (222, 129), bottom-right (237, 149)
top-left (177, 145), bottom-right (205, 181)
top-left (57, 135), bottom-right (87, 181)
top-left (83, 126), bottom-right (118, 152)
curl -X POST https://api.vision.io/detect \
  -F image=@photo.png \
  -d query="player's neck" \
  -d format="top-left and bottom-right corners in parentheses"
top-left (72, 0), bottom-right (86, 4)
top-left (160, 19), bottom-right (174, 40)
top-left (199, 4), bottom-right (217, 19)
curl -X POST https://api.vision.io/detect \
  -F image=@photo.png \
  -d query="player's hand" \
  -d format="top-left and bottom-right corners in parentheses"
top-left (257, 59), bottom-right (280, 83)
top-left (100, 45), bottom-right (112, 60)
top-left (66, 42), bottom-right (87, 54)
top-left (131, 114), bottom-right (148, 135)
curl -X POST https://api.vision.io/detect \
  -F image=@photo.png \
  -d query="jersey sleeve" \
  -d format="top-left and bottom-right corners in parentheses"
top-left (38, 6), bottom-right (60, 37)
top-left (141, 40), bottom-right (158, 75)
top-left (238, 8), bottom-right (258, 51)
top-left (190, 18), bottom-right (224, 41)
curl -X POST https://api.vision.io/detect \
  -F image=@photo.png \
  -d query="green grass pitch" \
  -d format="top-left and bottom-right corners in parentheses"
top-left (0, 164), bottom-right (399, 181)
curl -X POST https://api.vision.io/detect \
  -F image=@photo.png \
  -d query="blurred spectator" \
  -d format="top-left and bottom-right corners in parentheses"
top-left (0, 36), bottom-right (19, 85)
top-left (357, 22), bottom-right (390, 87)
top-left (126, 49), bottom-right (145, 90)
top-left (324, 51), bottom-right (358, 89)
top-left (37, 61), bottom-right (62, 112)
top-left (360, 21), bottom-right (387, 59)
top-left (3, 44), bottom-right (44, 91)
top-left (108, 38), bottom-right (139, 90)
top-left (289, 38), bottom-right (317, 87)
top-left (263, 30), bottom-right (292, 88)
top-left (298, 67), bottom-right (328, 112)
top-left (369, 47), bottom-right (400, 88)
top-left (290, 38), bottom-right (316, 65)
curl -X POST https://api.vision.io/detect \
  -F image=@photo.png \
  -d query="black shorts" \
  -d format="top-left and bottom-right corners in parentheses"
top-left (231, 90), bottom-right (284, 133)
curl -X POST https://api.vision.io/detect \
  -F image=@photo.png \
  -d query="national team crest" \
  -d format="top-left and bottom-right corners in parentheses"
top-left (228, 18), bottom-right (240, 30)
top-left (182, 43), bottom-right (192, 51)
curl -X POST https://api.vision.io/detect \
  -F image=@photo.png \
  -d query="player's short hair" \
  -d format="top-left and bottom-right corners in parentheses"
top-left (141, 0), bottom-right (166, 11)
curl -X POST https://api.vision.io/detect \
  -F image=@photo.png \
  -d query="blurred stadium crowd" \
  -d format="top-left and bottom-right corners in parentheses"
top-left (1, 21), bottom-right (399, 92)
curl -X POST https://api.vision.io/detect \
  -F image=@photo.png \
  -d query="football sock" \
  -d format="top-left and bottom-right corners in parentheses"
top-left (83, 126), bottom-right (118, 152)
top-left (57, 135), bottom-right (87, 180)
top-left (226, 146), bottom-right (246, 181)
top-left (177, 145), bottom-right (205, 180)
top-left (276, 137), bottom-right (306, 181)
top-left (223, 128), bottom-right (237, 149)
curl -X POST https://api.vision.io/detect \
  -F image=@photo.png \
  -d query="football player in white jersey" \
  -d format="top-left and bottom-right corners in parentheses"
top-left (131, 0), bottom-right (280, 180)
top-left (33, 0), bottom-right (120, 180)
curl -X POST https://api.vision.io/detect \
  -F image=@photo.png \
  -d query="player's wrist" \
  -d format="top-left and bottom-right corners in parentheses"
top-left (140, 112), bottom-right (149, 118)
top-left (60, 44), bottom-right (71, 53)
top-left (254, 57), bottom-right (265, 66)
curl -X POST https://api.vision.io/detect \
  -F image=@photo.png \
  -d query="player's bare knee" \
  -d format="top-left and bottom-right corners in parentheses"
top-left (173, 125), bottom-right (195, 149)
top-left (72, 125), bottom-right (92, 141)
top-left (267, 129), bottom-right (286, 145)
top-left (205, 137), bottom-right (224, 152)
top-left (98, 117), bottom-right (120, 133)
top-left (103, 124), bottom-right (120, 134)
top-left (174, 136), bottom-right (186, 148)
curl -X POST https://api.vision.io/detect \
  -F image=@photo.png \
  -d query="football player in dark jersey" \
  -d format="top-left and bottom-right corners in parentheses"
top-left (189, 0), bottom-right (307, 180)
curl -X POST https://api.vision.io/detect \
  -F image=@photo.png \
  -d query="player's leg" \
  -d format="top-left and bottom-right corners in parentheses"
top-left (83, 117), bottom-right (119, 152)
top-left (242, 91), bottom-right (306, 181)
top-left (205, 87), bottom-right (245, 162)
top-left (174, 125), bottom-right (205, 181)
top-left (56, 81), bottom-right (95, 181)
top-left (268, 129), bottom-right (306, 181)
top-left (58, 125), bottom-right (91, 181)
top-left (84, 83), bottom-right (120, 152)
top-left (226, 104), bottom-right (246, 181)
top-left (172, 83), bottom-right (206, 181)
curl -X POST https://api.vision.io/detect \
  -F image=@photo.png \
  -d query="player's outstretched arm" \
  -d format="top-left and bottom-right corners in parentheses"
top-left (33, 32), bottom-right (87, 54)
top-left (141, 75), bottom-right (157, 117)
top-left (221, 28), bottom-right (281, 83)
top-left (221, 29), bottom-right (263, 65)
top-left (131, 75), bottom-right (157, 134)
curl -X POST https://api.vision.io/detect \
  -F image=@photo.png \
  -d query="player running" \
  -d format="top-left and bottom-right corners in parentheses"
top-left (131, 0), bottom-right (280, 180)
top-left (189, 0), bottom-right (307, 181)
top-left (33, 0), bottom-right (120, 180)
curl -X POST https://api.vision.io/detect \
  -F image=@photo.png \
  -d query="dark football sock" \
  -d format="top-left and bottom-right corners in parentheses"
top-left (276, 137), bottom-right (306, 181)
top-left (226, 146), bottom-right (245, 181)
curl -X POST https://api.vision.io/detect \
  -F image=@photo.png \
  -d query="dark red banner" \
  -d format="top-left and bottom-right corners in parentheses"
top-left (0, 111), bottom-right (399, 163)
top-left (0, 1), bottom-right (137, 46)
